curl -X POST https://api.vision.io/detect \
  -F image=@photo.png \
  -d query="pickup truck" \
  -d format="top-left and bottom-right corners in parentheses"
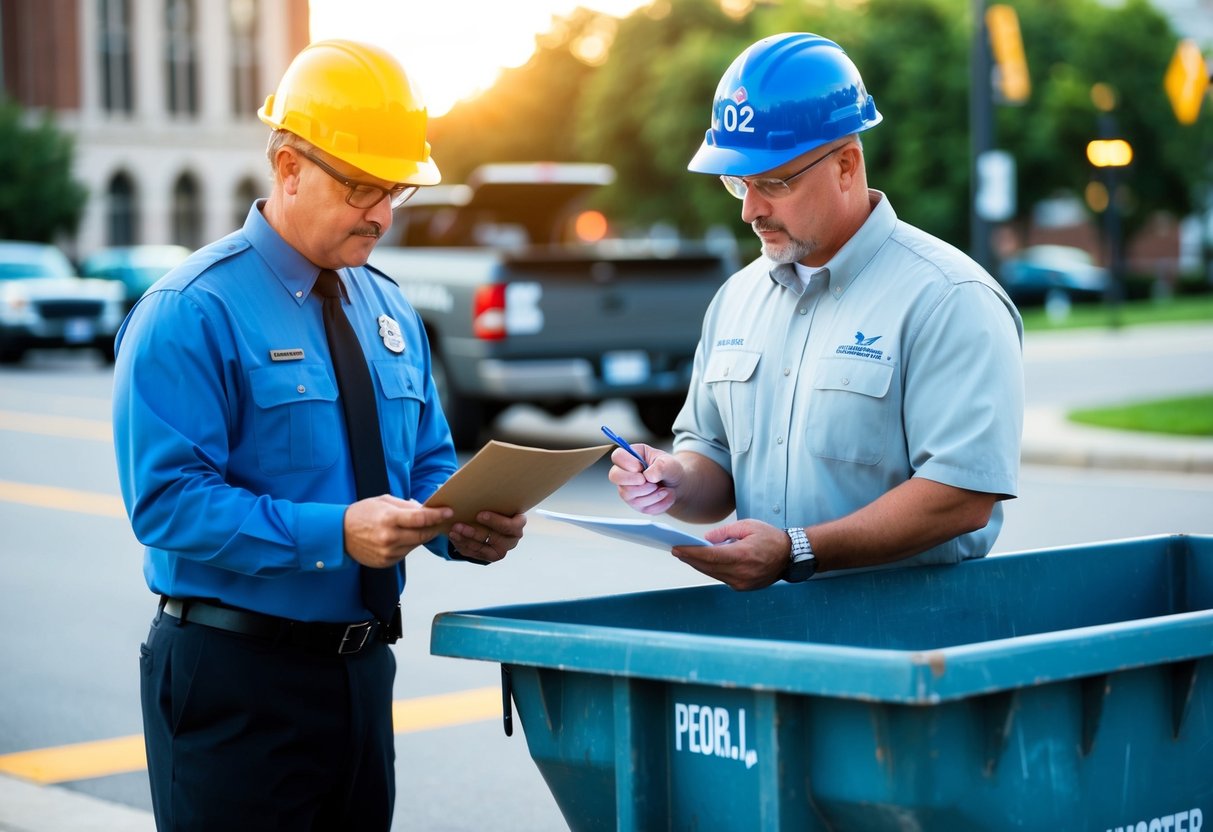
top-left (369, 163), bottom-right (734, 449)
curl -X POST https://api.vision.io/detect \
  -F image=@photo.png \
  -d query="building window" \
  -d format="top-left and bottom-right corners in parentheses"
top-left (171, 172), bottom-right (203, 249)
top-left (107, 172), bottom-right (139, 245)
top-left (165, 0), bottom-right (198, 115)
top-left (233, 177), bottom-right (261, 229)
top-left (229, 0), bottom-right (261, 117)
top-left (99, 0), bottom-right (133, 114)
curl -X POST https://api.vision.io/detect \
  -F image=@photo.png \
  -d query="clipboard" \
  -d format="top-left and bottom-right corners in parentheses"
top-left (424, 440), bottom-right (612, 533)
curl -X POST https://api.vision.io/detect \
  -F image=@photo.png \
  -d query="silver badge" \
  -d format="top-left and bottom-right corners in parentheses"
top-left (377, 314), bottom-right (405, 354)
top-left (270, 348), bottom-right (305, 362)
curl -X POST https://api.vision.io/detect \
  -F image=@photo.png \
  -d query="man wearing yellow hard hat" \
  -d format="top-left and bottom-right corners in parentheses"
top-left (112, 40), bottom-right (526, 830)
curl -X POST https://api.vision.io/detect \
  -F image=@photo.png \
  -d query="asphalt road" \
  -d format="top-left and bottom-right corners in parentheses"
top-left (1, 323), bottom-right (1211, 830)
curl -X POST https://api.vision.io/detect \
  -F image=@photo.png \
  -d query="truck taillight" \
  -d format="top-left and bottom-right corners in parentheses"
top-left (473, 284), bottom-right (506, 340)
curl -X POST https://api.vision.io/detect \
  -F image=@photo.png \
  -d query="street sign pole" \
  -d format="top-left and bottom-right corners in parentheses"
top-left (969, 0), bottom-right (994, 276)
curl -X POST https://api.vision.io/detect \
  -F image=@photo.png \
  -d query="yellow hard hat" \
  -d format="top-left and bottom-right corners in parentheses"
top-left (258, 39), bottom-right (441, 186)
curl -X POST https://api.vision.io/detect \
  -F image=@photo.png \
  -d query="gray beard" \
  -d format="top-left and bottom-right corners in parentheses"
top-left (753, 220), bottom-right (817, 264)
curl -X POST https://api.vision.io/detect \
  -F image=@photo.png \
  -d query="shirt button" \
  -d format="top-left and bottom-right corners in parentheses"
top-left (783, 367), bottom-right (791, 376)
top-left (799, 307), bottom-right (807, 315)
top-left (776, 436), bottom-right (784, 445)
top-left (295, 290), bottom-right (303, 298)
top-left (297, 385), bottom-right (306, 393)
top-left (841, 378), bottom-right (850, 386)
top-left (315, 561), bottom-right (325, 570)
top-left (773, 504), bottom-right (781, 514)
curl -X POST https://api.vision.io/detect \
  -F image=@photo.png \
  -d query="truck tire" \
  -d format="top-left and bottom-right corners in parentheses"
top-left (432, 352), bottom-right (484, 450)
top-left (635, 395), bottom-right (684, 438)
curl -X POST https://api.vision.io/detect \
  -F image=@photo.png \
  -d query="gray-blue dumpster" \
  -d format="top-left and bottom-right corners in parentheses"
top-left (430, 535), bottom-right (1213, 831)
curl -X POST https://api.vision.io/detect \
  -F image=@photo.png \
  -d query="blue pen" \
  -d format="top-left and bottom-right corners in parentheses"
top-left (601, 425), bottom-right (648, 470)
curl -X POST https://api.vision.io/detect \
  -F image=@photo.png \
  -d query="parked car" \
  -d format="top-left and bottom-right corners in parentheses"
top-left (999, 245), bottom-right (1110, 305)
top-left (79, 244), bottom-right (191, 312)
top-left (0, 240), bottom-right (126, 364)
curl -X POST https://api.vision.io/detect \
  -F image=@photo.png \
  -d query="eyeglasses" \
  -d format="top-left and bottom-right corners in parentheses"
top-left (296, 148), bottom-right (419, 210)
top-left (720, 144), bottom-right (846, 200)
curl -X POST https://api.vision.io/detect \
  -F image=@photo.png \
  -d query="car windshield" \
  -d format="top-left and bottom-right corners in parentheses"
top-left (0, 247), bottom-right (75, 280)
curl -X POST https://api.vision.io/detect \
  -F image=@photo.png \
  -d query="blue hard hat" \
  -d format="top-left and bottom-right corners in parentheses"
top-left (688, 33), bottom-right (883, 177)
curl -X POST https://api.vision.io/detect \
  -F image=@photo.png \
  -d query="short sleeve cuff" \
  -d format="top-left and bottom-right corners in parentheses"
top-left (914, 459), bottom-right (1018, 499)
top-left (671, 435), bottom-right (733, 477)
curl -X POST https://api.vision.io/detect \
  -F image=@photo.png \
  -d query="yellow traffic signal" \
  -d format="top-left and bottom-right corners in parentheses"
top-left (1086, 139), bottom-right (1133, 168)
top-left (1165, 39), bottom-right (1209, 125)
top-left (987, 4), bottom-right (1030, 104)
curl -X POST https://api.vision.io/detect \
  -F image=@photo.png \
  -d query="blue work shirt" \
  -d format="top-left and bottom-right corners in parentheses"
top-left (112, 201), bottom-right (458, 622)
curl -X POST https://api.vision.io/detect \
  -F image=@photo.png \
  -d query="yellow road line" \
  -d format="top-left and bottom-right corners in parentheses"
top-left (0, 686), bottom-right (501, 785)
top-left (0, 409), bottom-right (111, 441)
top-left (0, 480), bottom-right (126, 518)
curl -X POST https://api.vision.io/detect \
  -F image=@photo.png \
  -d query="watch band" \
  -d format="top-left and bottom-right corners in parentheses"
top-left (786, 527), bottom-right (812, 560)
top-left (783, 527), bottom-right (817, 582)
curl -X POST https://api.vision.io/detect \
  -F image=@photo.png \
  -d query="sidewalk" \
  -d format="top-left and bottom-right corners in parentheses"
top-left (0, 774), bottom-right (153, 832)
top-left (1023, 405), bottom-right (1213, 474)
top-left (3, 401), bottom-right (1212, 830)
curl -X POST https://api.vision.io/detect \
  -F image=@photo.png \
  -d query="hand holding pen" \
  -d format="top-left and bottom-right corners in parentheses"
top-left (601, 425), bottom-right (648, 470)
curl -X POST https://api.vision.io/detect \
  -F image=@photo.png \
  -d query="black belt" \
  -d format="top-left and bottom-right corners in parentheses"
top-left (160, 597), bottom-right (399, 655)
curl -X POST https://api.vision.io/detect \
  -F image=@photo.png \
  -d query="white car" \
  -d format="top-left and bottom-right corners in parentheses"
top-left (0, 240), bottom-right (126, 364)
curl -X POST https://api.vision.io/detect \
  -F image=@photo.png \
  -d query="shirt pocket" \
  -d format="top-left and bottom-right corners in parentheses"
top-left (249, 364), bottom-right (340, 475)
top-left (372, 360), bottom-right (426, 464)
top-left (807, 357), bottom-right (894, 465)
top-left (704, 349), bottom-right (761, 455)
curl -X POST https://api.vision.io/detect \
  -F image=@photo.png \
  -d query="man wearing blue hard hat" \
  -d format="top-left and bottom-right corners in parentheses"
top-left (609, 34), bottom-right (1024, 589)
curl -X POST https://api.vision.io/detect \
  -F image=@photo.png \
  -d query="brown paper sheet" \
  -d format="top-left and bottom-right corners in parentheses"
top-left (424, 440), bottom-right (613, 533)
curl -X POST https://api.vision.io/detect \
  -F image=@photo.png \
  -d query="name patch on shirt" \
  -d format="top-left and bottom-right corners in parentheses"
top-left (269, 348), bottom-right (305, 362)
top-left (716, 338), bottom-right (745, 347)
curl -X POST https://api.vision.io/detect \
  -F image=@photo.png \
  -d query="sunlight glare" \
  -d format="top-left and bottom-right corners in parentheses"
top-left (309, 0), bottom-right (650, 116)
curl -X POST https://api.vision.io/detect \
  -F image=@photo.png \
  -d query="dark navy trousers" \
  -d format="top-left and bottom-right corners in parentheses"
top-left (139, 609), bottom-right (397, 831)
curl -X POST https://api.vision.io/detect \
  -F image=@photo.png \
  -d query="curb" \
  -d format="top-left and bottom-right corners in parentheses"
top-left (1021, 407), bottom-right (1213, 475)
top-left (0, 775), bottom-right (153, 832)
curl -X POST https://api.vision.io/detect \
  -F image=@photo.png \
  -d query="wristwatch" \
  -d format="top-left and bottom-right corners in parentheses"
top-left (783, 527), bottom-right (817, 582)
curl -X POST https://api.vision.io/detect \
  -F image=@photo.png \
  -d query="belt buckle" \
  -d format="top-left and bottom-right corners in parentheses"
top-left (338, 621), bottom-right (375, 655)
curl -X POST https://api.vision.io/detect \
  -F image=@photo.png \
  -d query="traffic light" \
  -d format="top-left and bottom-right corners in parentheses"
top-left (1165, 39), bottom-right (1209, 125)
top-left (986, 4), bottom-right (1030, 104)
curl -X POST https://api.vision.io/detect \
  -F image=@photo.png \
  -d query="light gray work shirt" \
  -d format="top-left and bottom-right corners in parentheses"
top-left (672, 191), bottom-right (1024, 566)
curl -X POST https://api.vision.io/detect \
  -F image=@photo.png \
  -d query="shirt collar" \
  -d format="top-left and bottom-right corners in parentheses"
top-left (766, 190), bottom-right (897, 298)
top-left (242, 200), bottom-right (323, 306)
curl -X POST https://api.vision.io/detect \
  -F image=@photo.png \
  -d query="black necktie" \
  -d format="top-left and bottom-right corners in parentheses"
top-left (315, 269), bottom-right (400, 624)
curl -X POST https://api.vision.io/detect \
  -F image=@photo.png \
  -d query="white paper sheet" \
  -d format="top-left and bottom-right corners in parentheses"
top-left (536, 508), bottom-right (711, 551)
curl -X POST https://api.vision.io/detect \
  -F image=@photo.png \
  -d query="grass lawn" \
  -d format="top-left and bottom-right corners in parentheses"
top-left (1017, 294), bottom-right (1213, 437)
top-left (1069, 394), bottom-right (1213, 437)
top-left (1020, 294), bottom-right (1213, 332)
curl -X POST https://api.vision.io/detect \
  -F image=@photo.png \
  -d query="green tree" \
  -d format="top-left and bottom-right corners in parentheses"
top-left (0, 98), bottom-right (88, 242)
top-left (428, 9), bottom-right (606, 183)
top-left (426, 0), bottom-right (1209, 266)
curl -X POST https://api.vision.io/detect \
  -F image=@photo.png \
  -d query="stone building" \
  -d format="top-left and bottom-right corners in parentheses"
top-left (1, 0), bottom-right (309, 256)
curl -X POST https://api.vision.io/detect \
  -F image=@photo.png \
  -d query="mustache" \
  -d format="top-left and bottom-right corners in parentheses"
top-left (752, 219), bottom-right (785, 233)
top-left (352, 223), bottom-right (382, 238)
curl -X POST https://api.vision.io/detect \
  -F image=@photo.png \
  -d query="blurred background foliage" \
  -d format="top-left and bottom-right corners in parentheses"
top-left (0, 98), bottom-right (88, 243)
top-left (429, 0), bottom-right (1211, 259)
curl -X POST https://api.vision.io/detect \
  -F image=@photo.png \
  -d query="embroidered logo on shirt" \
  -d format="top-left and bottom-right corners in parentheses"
top-left (835, 331), bottom-right (888, 361)
top-left (716, 337), bottom-right (745, 347)
top-left (269, 348), bottom-right (305, 362)
top-left (378, 315), bottom-right (405, 354)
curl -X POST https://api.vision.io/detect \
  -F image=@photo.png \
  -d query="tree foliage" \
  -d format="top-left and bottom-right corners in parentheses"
top-left (427, 0), bottom-right (1210, 257)
top-left (0, 98), bottom-right (88, 243)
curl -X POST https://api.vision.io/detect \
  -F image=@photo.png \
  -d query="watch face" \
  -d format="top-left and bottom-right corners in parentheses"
top-left (785, 556), bottom-right (817, 583)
